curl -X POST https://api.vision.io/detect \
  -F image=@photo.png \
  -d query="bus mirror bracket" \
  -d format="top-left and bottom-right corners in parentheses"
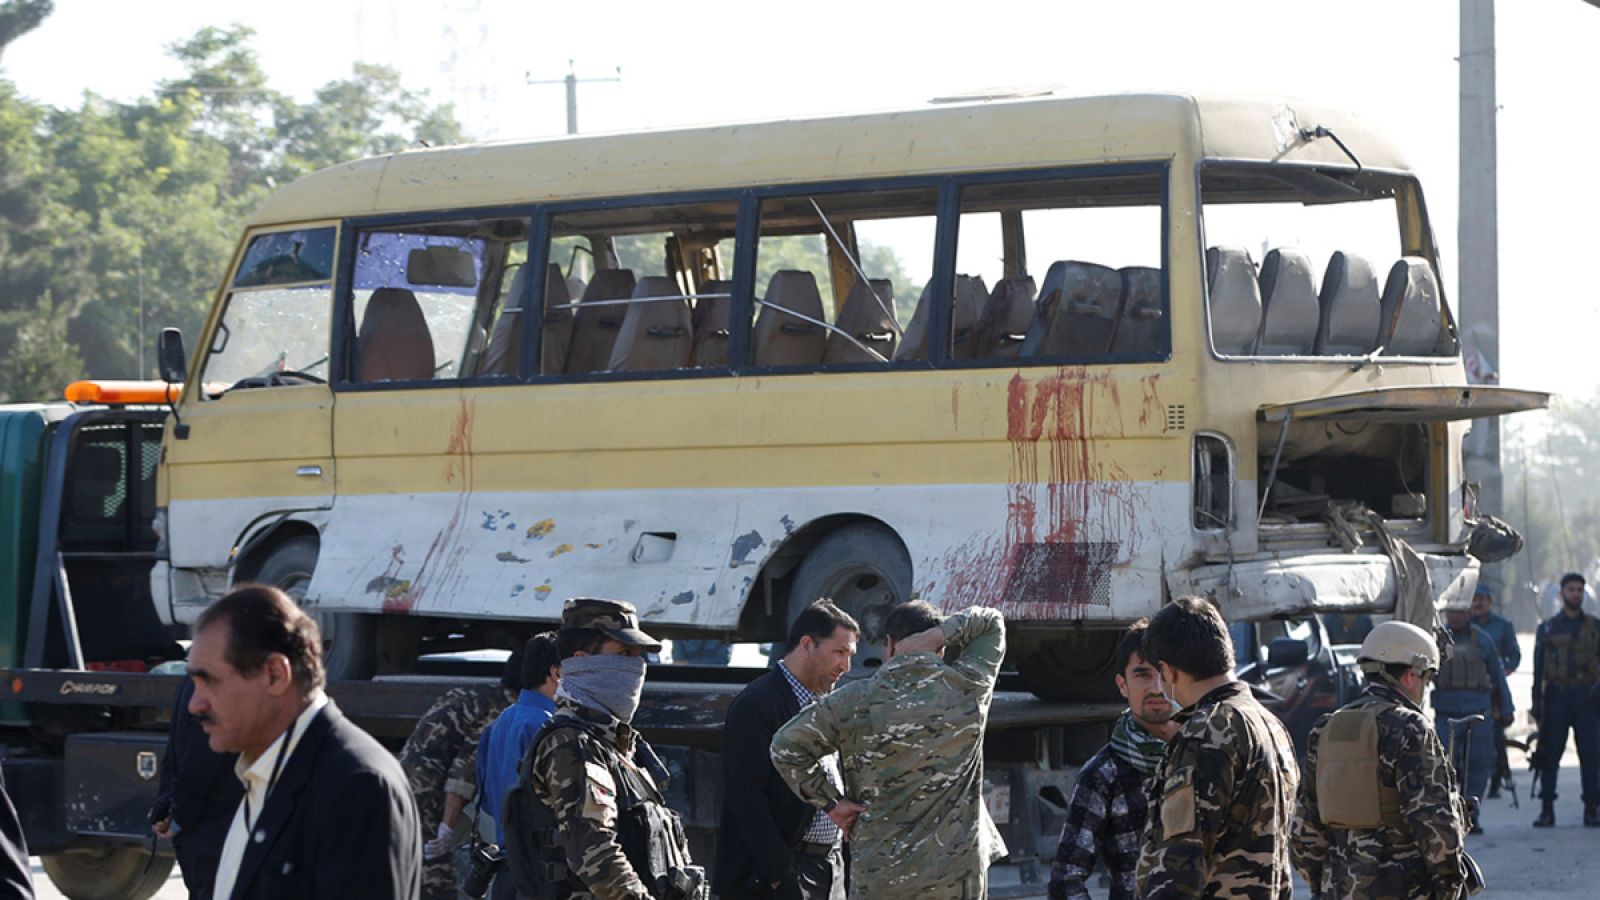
top-left (157, 327), bottom-right (190, 439)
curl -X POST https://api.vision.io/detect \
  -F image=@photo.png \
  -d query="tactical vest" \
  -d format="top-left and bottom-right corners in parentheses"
top-left (1316, 702), bottom-right (1404, 829)
top-left (1437, 630), bottom-right (1491, 693)
top-left (505, 718), bottom-right (705, 900)
top-left (1544, 615), bottom-right (1600, 688)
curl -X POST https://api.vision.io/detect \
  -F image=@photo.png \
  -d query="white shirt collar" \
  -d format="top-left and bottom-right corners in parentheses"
top-left (235, 691), bottom-right (328, 785)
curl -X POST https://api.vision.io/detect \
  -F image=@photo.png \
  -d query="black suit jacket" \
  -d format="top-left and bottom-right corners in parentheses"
top-left (0, 765), bottom-right (33, 900)
top-left (712, 668), bottom-right (813, 898)
top-left (225, 698), bottom-right (421, 900)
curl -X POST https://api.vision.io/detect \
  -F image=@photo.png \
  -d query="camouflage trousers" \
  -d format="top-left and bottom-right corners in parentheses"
top-left (413, 784), bottom-right (459, 900)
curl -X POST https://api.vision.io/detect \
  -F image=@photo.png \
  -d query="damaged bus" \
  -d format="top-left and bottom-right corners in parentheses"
top-left (151, 92), bottom-right (1545, 697)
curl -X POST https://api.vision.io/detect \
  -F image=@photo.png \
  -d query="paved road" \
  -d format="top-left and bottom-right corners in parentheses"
top-left (26, 635), bottom-right (1597, 899)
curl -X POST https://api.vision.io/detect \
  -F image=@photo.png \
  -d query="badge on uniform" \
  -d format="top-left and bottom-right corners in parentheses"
top-left (1160, 767), bottom-right (1197, 837)
top-left (582, 761), bottom-right (618, 826)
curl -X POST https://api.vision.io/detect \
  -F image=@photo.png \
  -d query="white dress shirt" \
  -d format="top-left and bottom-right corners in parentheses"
top-left (211, 692), bottom-right (328, 900)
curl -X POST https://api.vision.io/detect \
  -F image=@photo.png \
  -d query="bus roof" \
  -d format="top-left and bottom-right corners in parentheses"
top-left (247, 92), bottom-right (1409, 227)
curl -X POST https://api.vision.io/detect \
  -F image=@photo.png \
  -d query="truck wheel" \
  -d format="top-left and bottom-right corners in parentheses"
top-left (1016, 635), bottom-right (1124, 702)
top-left (42, 847), bottom-right (174, 900)
top-left (788, 524), bottom-right (912, 678)
top-left (253, 536), bottom-right (377, 681)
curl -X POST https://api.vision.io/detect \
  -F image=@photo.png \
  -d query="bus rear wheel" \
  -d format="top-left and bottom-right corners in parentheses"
top-left (42, 847), bottom-right (173, 900)
top-left (788, 524), bottom-right (912, 678)
top-left (253, 535), bottom-right (377, 681)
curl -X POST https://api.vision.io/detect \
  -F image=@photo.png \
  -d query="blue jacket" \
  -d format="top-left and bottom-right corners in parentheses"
top-left (476, 690), bottom-right (556, 843)
top-left (1472, 611), bottom-right (1520, 672)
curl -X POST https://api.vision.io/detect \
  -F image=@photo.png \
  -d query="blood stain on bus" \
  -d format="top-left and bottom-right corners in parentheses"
top-left (387, 397), bottom-right (476, 613)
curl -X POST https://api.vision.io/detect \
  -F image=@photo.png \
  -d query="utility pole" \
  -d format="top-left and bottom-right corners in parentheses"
top-left (1459, 0), bottom-right (1505, 604)
top-left (528, 60), bottom-right (621, 135)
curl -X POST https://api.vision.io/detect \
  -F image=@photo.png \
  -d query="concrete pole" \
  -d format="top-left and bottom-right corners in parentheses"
top-left (565, 64), bottom-right (578, 135)
top-left (1459, 0), bottom-right (1507, 605)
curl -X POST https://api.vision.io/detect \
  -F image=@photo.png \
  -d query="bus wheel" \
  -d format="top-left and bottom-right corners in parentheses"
top-left (788, 524), bottom-right (911, 678)
top-left (253, 535), bottom-right (377, 681)
top-left (1016, 634), bottom-right (1125, 702)
top-left (42, 847), bottom-right (174, 900)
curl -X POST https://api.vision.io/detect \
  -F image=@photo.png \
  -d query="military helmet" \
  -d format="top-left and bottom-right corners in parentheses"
top-left (1357, 621), bottom-right (1439, 673)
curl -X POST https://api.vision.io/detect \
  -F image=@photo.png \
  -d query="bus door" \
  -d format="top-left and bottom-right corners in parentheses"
top-left (161, 226), bottom-right (339, 612)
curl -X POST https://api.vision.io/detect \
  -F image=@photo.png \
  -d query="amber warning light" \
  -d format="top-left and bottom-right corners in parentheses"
top-left (64, 380), bottom-right (180, 405)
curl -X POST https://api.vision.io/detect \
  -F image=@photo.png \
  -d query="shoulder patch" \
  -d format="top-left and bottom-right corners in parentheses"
top-left (581, 761), bottom-right (618, 825)
top-left (1162, 766), bottom-right (1193, 795)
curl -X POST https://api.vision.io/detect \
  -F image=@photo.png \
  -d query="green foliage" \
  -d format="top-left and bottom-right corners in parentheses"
top-left (0, 22), bottom-right (461, 401)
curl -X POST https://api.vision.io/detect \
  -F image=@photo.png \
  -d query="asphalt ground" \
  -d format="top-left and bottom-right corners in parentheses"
top-left (29, 634), bottom-right (1594, 899)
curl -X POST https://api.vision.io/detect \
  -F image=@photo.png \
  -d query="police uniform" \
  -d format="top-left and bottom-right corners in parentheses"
top-left (399, 683), bottom-right (513, 900)
top-left (521, 599), bottom-right (704, 900)
top-left (770, 607), bottom-right (1008, 900)
top-left (1135, 681), bottom-right (1299, 899)
top-left (1532, 608), bottom-right (1600, 822)
top-left (1431, 625), bottom-right (1511, 809)
top-left (1291, 681), bottom-right (1468, 899)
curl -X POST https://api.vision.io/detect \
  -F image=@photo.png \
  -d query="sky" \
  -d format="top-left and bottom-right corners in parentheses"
top-left (4, 0), bottom-right (1598, 405)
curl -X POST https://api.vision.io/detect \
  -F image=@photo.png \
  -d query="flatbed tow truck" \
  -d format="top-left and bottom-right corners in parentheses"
top-left (0, 390), bottom-right (1108, 899)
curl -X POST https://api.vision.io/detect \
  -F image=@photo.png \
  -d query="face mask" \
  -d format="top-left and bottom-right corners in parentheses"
top-left (556, 653), bottom-right (647, 723)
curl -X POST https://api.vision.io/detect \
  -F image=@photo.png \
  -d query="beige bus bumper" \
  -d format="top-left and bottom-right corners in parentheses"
top-left (1169, 550), bottom-right (1478, 621)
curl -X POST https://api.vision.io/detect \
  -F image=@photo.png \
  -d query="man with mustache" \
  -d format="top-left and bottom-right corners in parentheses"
top-left (1531, 572), bottom-right (1600, 827)
top-left (1049, 620), bottom-right (1177, 899)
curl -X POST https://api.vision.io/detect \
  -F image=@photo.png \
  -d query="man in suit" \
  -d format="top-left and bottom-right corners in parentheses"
top-left (187, 584), bottom-right (421, 900)
top-left (151, 676), bottom-right (243, 899)
top-left (715, 600), bottom-right (859, 900)
top-left (0, 766), bottom-right (33, 899)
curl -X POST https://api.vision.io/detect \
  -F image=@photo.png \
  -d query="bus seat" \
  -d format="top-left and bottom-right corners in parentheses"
top-left (357, 287), bottom-right (436, 382)
top-left (1023, 261), bottom-right (1121, 359)
top-left (541, 264), bottom-right (576, 374)
top-left (691, 279), bottom-right (733, 368)
top-left (824, 278), bottom-right (897, 364)
top-left (1254, 248), bottom-right (1319, 355)
top-left (893, 282), bottom-right (934, 361)
top-left (753, 270), bottom-right (827, 367)
top-left (1205, 245), bottom-right (1261, 355)
top-left (566, 277), bottom-right (587, 304)
top-left (948, 275), bottom-right (987, 360)
top-left (481, 264), bottom-right (573, 376)
top-left (1378, 257), bottom-right (1446, 356)
top-left (1314, 251), bottom-right (1381, 356)
top-left (565, 268), bottom-right (637, 374)
top-left (608, 276), bottom-right (693, 372)
top-left (975, 275), bottom-right (1037, 360)
top-left (1111, 266), bottom-right (1163, 355)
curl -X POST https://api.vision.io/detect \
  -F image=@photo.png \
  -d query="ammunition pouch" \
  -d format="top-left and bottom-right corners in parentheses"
top-left (1318, 705), bottom-right (1403, 829)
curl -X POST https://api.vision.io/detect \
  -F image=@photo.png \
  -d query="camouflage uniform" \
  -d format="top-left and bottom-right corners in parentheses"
top-left (770, 606), bottom-right (1008, 900)
top-left (1290, 682), bottom-right (1467, 900)
top-left (399, 683), bottom-right (513, 900)
top-left (1135, 680), bottom-right (1299, 899)
top-left (528, 698), bottom-right (693, 900)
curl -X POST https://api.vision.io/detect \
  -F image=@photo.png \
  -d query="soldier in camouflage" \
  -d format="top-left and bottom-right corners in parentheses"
top-left (399, 647), bottom-right (520, 900)
top-left (1291, 621), bottom-right (1469, 900)
top-left (771, 602), bottom-right (1007, 900)
top-left (1135, 597), bottom-right (1299, 899)
top-left (524, 598), bottom-right (704, 900)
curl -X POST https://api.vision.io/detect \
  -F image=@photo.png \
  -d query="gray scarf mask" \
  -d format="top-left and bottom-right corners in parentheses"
top-left (556, 653), bottom-right (647, 723)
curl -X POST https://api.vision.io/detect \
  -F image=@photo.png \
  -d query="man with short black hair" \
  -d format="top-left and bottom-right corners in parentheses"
top-left (715, 600), bottom-right (859, 900)
top-left (479, 634), bottom-right (561, 844)
top-left (1049, 620), bottom-right (1176, 900)
top-left (188, 584), bottom-right (420, 900)
top-left (1135, 597), bottom-right (1299, 899)
top-left (772, 601), bottom-right (1007, 899)
top-left (1532, 572), bottom-right (1600, 827)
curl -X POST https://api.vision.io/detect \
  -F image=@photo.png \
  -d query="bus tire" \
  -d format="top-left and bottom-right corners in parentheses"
top-left (787, 524), bottom-right (912, 677)
top-left (253, 535), bottom-right (377, 681)
top-left (42, 847), bottom-right (174, 900)
top-left (1016, 635), bottom-right (1125, 702)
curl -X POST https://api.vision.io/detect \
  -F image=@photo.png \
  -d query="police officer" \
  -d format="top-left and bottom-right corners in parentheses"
top-left (1532, 572), bottom-right (1600, 827)
top-left (519, 598), bottom-right (705, 899)
top-left (1470, 587), bottom-right (1520, 800)
top-left (1292, 621), bottom-right (1469, 899)
top-left (1432, 606), bottom-right (1512, 834)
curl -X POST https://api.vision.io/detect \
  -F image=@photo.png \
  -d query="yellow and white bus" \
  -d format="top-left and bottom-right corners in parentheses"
top-left (152, 92), bottom-right (1544, 695)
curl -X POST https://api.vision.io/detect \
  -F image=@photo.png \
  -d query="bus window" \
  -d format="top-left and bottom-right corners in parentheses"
top-left (199, 227), bottom-right (337, 396)
top-left (955, 172), bottom-right (1166, 364)
top-left (349, 218), bottom-right (527, 384)
top-left (754, 188), bottom-right (936, 368)
top-left (546, 199), bottom-right (739, 375)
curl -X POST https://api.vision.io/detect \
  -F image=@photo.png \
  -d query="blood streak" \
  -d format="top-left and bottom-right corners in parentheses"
top-left (387, 395), bottom-right (475, 613)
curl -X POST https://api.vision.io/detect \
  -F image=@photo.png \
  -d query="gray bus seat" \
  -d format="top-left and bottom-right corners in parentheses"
top-left (1022, 261), bottom-right (1122, 359)
top-left (1379, 257), bottom-right (1446, 356)
top-left (565, 268), bottom-right (637, 374)
top-left (691, 279), bottom-right (733, 368)
top-left (608, 276), bottom-right (693, 372)
top-left (895, 274), bottom-right (985, 361)
top-left (753, 270), bottom-right (827, 367)
top-left (481, 264), bottom-right (574, 376)
top-left (1111, 266), bottom-right (1163, 355)
top-left (824, 278), bottom-right (897, 364)
top-left (975, 275), bottom-right (1037, 361)
top-left (1254, 248), bottom-right (1319, 355)
top-left (1314, 251), bottom-right (1380, 356)
top-left (358, 287), bottom-right (436, 382)
top-left (1205, 245), bottom-right (1261, 355)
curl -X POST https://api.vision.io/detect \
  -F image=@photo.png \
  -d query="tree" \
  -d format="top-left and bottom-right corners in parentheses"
top-left (0, 0), bottom-right (49, 61)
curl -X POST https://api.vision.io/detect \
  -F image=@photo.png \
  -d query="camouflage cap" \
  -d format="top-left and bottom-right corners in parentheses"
top-left (561, 597), bottom-right (662, 652)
